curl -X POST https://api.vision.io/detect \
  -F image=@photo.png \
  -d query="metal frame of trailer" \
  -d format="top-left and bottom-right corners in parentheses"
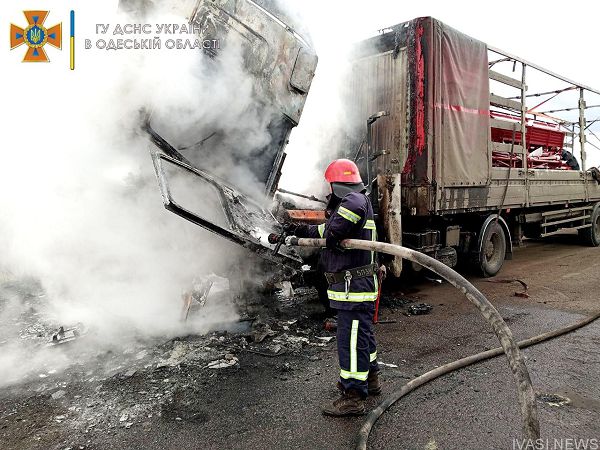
top-left (350, 17), bottom-right (600, 276)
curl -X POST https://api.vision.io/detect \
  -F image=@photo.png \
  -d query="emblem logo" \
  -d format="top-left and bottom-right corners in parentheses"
top-left (10, 10), bottom-right (62, 62)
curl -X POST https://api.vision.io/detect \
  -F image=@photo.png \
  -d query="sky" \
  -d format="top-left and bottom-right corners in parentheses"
top-left (292, 0), bottom-right (600, 86)
top-left (293, 0), bottom-right (600, 96)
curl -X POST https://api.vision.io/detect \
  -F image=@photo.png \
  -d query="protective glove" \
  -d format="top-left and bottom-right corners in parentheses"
top-left (282, 222), bottom-right (298, 234)
top-left (284, 235), bottom-right (299, 246)
top-left (325, 236), bottom-right (345, 252)
top-left (268, 222), bottom-right (297, 244)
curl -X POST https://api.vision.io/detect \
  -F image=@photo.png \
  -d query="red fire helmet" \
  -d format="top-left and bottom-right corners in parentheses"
top-left (324, 159), bottom-right (363, 184)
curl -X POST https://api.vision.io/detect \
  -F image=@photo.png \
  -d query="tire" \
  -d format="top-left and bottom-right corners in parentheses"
top-left (579, 203), bottom-right (600, 247)
top-left (478, 221), bottom-right (507, 277)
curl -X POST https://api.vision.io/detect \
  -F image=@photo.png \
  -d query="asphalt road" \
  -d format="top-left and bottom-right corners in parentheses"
top-left (1, 235), bottom-right (599, 450)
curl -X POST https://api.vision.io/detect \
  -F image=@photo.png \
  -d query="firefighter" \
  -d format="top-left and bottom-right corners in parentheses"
top-left (287, 159), bottom-right (382, 416)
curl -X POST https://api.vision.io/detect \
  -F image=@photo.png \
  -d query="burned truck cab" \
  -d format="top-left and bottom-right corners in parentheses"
top-left (140, 0), bottom-right (318, 274)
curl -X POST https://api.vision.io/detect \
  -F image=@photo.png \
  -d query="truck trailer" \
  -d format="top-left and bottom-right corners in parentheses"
top-left (343, 16), bottom-right (600, 277)
top-left (146, 2), bottom-right (600, 279)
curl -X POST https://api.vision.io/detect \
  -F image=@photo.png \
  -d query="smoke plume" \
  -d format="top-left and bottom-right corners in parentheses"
top-left (0, 1), bottom-right (275, 387)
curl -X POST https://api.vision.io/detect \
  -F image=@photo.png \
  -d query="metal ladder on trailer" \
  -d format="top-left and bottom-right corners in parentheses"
top-left (540, 206), bottom-right (593, 237)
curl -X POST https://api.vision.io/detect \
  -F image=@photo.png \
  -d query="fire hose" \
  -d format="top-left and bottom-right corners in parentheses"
top-left (355, 309), bottom-right (600, 450)
top-left (285, 237), bottom-right (540, 443)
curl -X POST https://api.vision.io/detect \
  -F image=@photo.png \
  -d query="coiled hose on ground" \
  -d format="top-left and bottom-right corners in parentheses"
top-left (355, 310), bottom-right (600, 450)
top-left (288, 237), bottom-right (540, 441)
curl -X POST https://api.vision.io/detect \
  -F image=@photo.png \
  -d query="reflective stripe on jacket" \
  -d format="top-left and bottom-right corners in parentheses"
top-left (296, 192), bottom-right (377, 311)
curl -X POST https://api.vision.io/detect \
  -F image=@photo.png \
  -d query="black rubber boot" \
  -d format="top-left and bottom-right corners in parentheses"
top-left (367, 371), bottom-right (382, 396)
top-left (322, 389), bottom-right (365, 417)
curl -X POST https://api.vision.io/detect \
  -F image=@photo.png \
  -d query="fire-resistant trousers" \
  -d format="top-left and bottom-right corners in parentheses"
top-left (336, 308), bottom-right (379, 397)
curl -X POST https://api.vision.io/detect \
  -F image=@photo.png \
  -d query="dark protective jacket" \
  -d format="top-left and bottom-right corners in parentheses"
top-left (296, 192), bottom-right (378, 311)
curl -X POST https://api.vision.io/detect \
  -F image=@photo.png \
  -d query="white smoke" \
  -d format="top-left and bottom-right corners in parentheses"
top-left (0, 1), bottom-right (276, 387)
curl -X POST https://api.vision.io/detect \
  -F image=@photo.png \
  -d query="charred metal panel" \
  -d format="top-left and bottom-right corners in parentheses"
top-left (401, 18), bottom-right (432, 188)
top-left (290, 48), bottom-right (318, 93)
top-left (438, 186), bottom-right (490, 211)
top-left (349, 50), bottom-right (408, 176)
top-left (377, 174), bottom-right (402, 276)
top-left (192, 0), bottom-right (316, 126)
top-left (151, 151), bottom-right (303, 269)
top-left (353, 24), bottom-right (409, 60)
top-left (350, 19), bottom-right (435, 216)
top-left (136, 0), bottom-right (318, 267)
top-left (189, 0), bottom-right (317, 196)
top-left (130, 0), bottom-right (317, 197)
top-left (402, 186), bottom-right (433, 216)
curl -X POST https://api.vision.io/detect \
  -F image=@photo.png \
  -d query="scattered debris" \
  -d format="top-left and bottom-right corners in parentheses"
top-left (157, 342), bottom-right (195, 368)
top-left (206, 355), bottom-right (239, 369)
top-left (181, 277), bottom-right (214, 321)
top-left (251, 319), bottom-right (276, 343)
top-left (380, 294), bottom-right (414, 309)
top-left (280, 319), bottom-right (297, 331)
top-left (323, 318), bottom-right (337, 332)
top-left (273, 334), bottom-right (309, 351)
top-left (537, 393), bottom-right (571, 407)
top-left (0, 274), bottom-right (340, 445)
top-left (485, 278), bottom-right (529, 298)
top-left (379, 362), bottom-right (399, 368)
top-left (274, 280), bottom-right (294, 298)
top-left (245, 344), bottom-right (286, 357)
top-left (406, 303), bottom-right (433, 315)
top-left (51, 390), bottom-right (66, 400)
top-left (50, 325), bottom-right (83, 345)
top-left (425, 276), bottom-right (443, 284)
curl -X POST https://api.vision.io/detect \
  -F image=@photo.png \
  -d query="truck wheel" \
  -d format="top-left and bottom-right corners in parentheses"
top-left (579, 203), bottom-right (600, 247)
top-left (478, 221), bottom-right (506, 277)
